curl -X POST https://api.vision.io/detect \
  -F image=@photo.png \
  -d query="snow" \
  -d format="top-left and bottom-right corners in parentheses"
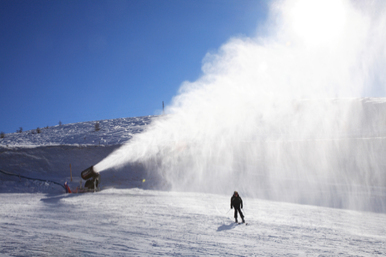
top-left (0, 116), bottom-right (155, 147)
top-left (1, 114), bottom-right (386, 256)
top-left (1, 189), bottom-right (385, 256)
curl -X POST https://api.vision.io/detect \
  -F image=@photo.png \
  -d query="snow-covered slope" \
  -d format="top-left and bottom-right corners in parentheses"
top-left (1, 115), bottom-right (386, 256)
top-left (0, 116), bottom-right (155, 147)
top-left (0, 116), bottom-right (156, 194)
top-left (1, 189), bottom-right (385, 256)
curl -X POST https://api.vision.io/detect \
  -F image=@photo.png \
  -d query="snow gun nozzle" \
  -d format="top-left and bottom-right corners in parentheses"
top-left (81, 165), bottom-right (100, 180)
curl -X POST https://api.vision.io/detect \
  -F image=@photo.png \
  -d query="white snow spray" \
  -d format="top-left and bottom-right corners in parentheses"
top-left (96, 0), bottom-right (386, 212)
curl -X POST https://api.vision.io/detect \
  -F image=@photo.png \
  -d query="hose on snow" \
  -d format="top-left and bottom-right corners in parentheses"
top-left (0, 169), bottom-right (66, 190)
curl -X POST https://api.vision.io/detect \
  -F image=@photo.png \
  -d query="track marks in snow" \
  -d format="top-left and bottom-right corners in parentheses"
top-left (0, 189), bottom-right (385, 256)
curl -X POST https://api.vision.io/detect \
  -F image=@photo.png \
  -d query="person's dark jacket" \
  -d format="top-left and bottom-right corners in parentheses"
top-left (231, 194), bottom-right (243, 209)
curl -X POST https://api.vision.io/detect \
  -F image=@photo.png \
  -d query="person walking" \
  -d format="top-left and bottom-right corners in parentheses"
top-left (230, 191), bottom-right (245, 223)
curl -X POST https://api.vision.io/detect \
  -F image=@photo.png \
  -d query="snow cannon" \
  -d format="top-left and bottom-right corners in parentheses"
top-left (81, 165), bottom-right (99, 180)
top-left (81, 166), bottom-right (100, 190)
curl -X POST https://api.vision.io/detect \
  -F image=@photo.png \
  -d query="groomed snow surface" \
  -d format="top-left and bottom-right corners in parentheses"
top-left (1, 189), bottom-right (385, 256)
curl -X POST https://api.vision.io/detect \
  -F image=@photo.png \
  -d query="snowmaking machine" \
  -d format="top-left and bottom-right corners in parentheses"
top-left (81, 166), bottom-right (100, 191)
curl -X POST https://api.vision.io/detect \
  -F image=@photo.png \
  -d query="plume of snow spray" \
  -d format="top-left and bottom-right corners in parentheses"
top-left (95, 0), bottom-right (386, 212)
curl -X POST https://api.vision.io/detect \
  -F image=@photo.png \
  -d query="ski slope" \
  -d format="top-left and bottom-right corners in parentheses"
top-left (1, 114), bottom-right (386, 256)
top-left (1, 189), bottom-right (385, 256)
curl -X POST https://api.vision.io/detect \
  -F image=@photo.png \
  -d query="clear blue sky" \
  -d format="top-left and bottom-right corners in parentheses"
top-left (0, 0), bottom-right (268, 134)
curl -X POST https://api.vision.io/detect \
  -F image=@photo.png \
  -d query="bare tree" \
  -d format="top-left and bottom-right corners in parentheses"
top-left (95, 122), bottom-right (100, 131)
top-left (17, 127), bottom-right (23, 133)
top-left (0, 132), bottom-right (5, 138)
top-left (36, 127), bottom-right (41, 134)
top-left (59, 121), bottom-right (62, 126)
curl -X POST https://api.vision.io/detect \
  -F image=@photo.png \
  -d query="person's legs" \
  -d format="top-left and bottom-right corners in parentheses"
top-left (237, 207), bottom-right (245, 223)
top-left (234, 208), bottom-right (238, 222)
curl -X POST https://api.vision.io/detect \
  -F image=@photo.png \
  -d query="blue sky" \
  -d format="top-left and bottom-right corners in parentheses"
top-left (0, 0), bottom-right (268, 133)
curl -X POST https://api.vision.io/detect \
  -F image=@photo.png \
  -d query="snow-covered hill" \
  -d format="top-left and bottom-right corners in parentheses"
top-left (0, 116), bottom-right (156, 194)
top-left (1, 114), bottom-right (386, 256)
top-left (1, 103), bottom-right (386, 213)
top-left (0, 116), bottom-right (155, 147)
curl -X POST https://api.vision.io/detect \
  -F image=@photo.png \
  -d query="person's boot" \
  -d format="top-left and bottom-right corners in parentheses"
top-left (235, 218), bottom-right (238, 223)
top-left (242, 218), bottom-right (245, 223)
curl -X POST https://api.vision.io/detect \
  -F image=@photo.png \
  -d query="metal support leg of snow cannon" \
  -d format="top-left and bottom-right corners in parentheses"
top-left (90, 176), bottom-right (100, 192)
